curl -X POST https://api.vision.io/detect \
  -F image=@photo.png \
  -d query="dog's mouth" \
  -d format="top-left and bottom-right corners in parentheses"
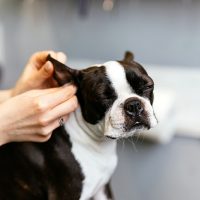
top-left (132, 121), bottom-right (150, 130)
top-left (131, 122), bottom-right (144, 130)
top-left (109, 115), bottom-right (150, 130)
top-left (106, 135), bottom-right (116, 140)
top-left (123, 112), bottom-right (151, 132)
top-left (105, 120), bottom-right (150, 140)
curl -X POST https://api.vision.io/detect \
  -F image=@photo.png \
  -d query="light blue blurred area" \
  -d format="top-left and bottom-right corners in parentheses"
top-left (0, 1), bottom-right (200, 200)
top-left (0, 0), bottom-right (200, 88)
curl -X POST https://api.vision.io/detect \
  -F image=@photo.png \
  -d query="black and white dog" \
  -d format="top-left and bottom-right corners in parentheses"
top-left (0, 52), bottom-right (157, 200)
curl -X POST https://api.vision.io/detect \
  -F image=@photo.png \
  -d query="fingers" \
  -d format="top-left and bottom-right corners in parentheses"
top-left (30, 51), bottom-right (67, 70)
top-left (32, 115), bottom-right (68, 142)
top-left (29, 51), bottom-right (67, 84)
top-left (38, 96), bottom-right (78, 124)
top-left (36, 115), bottom-right (68, 136)
top-left (30, 51), bottom-right (54, 69)
top-left (36, 51), bottom-right (67, 80)
top-left (20, 84), bottom-right (77, 119)
top-left (9, 115), bottom-right (68, 143)
top-left (11, 133), bottom-right (52, 143)
top-left (32, 134), bottom-right (52, 143)
top-left (34, 61), bottom-right (54, 81)
top-left (24, 87), bottom-right (62, 98)
top-left (33, 85), bottom-right (77, 112)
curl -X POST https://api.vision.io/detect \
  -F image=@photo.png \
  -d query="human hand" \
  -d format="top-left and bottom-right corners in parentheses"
top-left (0, 84), bottom-right (77, 145)
top-left (12, 51), bottom-right (67, 96)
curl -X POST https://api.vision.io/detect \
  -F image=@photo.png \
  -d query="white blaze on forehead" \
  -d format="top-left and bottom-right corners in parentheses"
top-left (104, 61), bottom-right (133, 97)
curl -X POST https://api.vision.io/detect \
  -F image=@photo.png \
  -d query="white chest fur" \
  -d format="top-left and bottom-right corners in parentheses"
top-left (65, 109), bottom-right (118, 200)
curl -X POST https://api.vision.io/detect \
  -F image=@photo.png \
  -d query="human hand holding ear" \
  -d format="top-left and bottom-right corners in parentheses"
top-left (0, 51), bottom-right (79, 145)
top-left (0, 85), bottom-right (77, 146)
top-left (12, 51), bottom-right (67, 96)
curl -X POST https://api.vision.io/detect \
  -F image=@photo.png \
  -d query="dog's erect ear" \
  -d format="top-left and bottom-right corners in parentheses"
top-left (46, 54), bottom-right (80, 86)
top-left (123, 51), bottom-right (135, 62)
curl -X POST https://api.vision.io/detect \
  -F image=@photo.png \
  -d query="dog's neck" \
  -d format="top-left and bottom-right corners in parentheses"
top-left (65, 107), bottom-right (117, 159)
top-left (65, 107), bottom-right (114, 144)
top-left (74, 108), bottom-right (105, 141)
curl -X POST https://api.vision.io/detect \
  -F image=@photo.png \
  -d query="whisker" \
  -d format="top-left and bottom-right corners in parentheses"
top-left (141, 132), bottom-right (146, 144)
top-left (135, 132), bottom-right (141, 144)
top-left (121, 138), bottom-right (125, 153)
top-left (127, 137), bottom-right (138, 153)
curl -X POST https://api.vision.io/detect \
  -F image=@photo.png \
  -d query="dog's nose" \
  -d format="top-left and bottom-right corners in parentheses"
top-left (124, 98), bottom-right (144, 117)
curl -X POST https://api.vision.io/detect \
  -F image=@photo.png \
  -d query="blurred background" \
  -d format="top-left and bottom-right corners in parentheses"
top-left (0, 0), bottom-right (200, 199)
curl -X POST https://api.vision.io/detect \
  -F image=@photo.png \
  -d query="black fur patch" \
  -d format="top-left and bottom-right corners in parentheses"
top-left (76, 66), bottom-right (117, 124)
top-left (105, 182), bottom-right (114, 199)
top-left (119, 60), bottom-right (154, 104)
top-left (0, 127), bottom-right (84, 200)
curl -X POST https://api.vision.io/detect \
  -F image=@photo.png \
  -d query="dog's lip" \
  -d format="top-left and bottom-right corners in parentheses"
top-left (106, 135), bottom-right (116, 140)
top-left (134, 121), bottom-right (141, 125)
top-left (132, 121), bottom-right (150, 130)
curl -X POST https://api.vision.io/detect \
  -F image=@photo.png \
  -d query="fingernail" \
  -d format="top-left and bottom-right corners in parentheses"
top-left (44, 61), bottom-right (52, 72)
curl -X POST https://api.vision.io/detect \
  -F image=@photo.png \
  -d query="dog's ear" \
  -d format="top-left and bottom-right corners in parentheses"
top-left (47, 54), bottom-right (80, 86)
top-left (123, 51), bottom-right (134, 62)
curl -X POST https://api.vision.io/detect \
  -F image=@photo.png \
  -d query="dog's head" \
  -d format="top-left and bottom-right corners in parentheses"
top-left (47, 52), bottom-right (157, 139)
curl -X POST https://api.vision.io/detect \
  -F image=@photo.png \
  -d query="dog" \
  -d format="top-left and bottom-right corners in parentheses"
top-left (0, 51), bottom-right (157, 200)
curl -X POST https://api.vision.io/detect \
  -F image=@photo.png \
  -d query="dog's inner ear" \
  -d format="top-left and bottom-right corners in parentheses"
top-left (47, 54), bottom-right (79, 86)
top-left (123, 51), bottom-right (135, 62)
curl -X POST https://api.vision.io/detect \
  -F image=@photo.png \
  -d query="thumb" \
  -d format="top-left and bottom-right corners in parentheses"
top-left (38, 61), bottom-right (54, 80)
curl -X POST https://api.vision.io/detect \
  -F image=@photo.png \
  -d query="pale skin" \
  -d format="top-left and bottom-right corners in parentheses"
top-left (0, 51), bottom-right (78, 146)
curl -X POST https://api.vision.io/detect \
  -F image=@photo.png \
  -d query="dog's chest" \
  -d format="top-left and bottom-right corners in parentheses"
top-left (72, 141), bottom-right (117, 200)
top-left (65, 113), bottom-right (118, 200)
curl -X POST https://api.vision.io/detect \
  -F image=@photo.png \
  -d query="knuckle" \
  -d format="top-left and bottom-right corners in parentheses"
top-left (38, 117), bottom-right (49, 127)
top-left (40, 134), bottom-right (52, 142)
top-left (34, 99), bottom-right (46, 113)
top-left (39, 127), bottom-right (50, 136)
top-left (71, 97), bottom-right (78, 110)
top-left (36, 135), bottom-right (50, 143)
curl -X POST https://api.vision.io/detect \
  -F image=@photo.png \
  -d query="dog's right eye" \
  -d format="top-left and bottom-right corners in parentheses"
top-left (144, 84), bottom-right (154, 91)
top-left (137, 84), bottom-right (153, 95)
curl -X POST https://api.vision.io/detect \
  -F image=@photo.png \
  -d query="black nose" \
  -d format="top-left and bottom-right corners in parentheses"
top-left (124, 98), bottom-right (144, 117)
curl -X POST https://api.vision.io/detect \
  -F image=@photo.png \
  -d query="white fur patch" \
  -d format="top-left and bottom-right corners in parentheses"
top-left (104, 61), bottom-right (133, 97)
top-left (65, 109), bottom-right (118, 200)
